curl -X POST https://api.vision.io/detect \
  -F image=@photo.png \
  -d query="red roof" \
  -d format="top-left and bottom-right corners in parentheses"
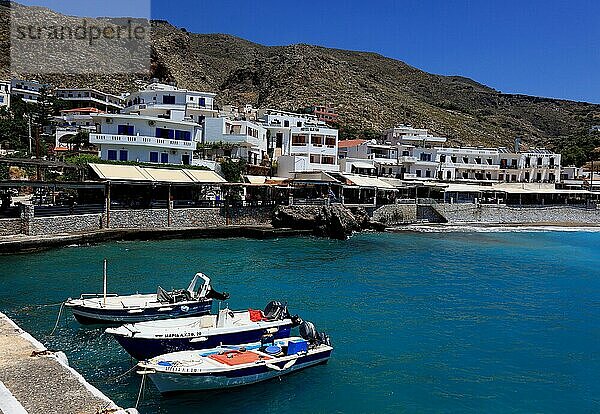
top-left (60, 107), bottom-right (105, 114)
top-left (338, 139), bottom-right (367, 149)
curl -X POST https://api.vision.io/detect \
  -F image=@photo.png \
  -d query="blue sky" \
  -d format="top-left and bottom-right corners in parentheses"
top-left (18, 0), bottom-right (600, 103)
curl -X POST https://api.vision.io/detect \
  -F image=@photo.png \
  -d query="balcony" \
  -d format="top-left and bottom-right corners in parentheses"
top-left (214, 134), bottom-right (263, 149)
top-left (442, 161), bottom-right (500, 170)
top-left (90, 133), bottom-right (194, 150)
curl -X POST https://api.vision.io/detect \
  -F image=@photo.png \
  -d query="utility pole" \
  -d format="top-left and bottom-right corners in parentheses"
top-left (27, 115), bottom-right (32, 156)
top-left (35, 124), bottom-right (41, 181)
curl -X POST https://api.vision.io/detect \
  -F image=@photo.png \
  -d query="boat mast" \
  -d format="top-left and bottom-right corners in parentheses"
top-left (103, 258), bottom-right (107, 305)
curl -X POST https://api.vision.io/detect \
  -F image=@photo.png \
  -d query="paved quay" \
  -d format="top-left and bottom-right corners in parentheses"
top-left (0, 313), bottom-right (136, 414)
top-left (0, 226), bottom-right (312, 254)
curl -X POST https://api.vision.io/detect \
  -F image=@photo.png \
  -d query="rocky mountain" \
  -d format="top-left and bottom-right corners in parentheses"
top-left (1, 2), bottom-right (599, 149)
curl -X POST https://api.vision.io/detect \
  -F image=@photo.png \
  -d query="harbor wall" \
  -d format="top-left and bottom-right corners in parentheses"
top-left (434, 204), bottom-right (600, 224)
top-left (13, 205), bottom-right (274, 236)
top-left (372, 204), bottom-right (418, 226)
top-left (31, 214), bottom-right (103, 235)
top-left (0, 218), bottom-right (21, 236)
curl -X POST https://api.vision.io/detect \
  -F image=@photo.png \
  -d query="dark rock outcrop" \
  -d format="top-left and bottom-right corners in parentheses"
top-left (272, 205), bottom-right (382, 239)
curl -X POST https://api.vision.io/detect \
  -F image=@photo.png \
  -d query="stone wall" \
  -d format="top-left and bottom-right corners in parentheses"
top-left (434, 204), bottom-right (600, 224)
top-left (229, 206), bottom-right (273, 226)
top-left (171, 208), bottom-right (226, 228)
top-left (372, 204), bottom-right (418, 226)
top-left (107, 209), bottom-right (169, 229)
top-left (30, 214), bottom-right (103, 236)
top-left (0, 219), bottom-right (22, 236)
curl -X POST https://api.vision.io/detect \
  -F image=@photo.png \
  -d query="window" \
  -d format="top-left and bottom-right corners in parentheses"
top-left (292, 134), bottom-right (307, 146)
top-left (161, 153), bottom-right (169, 164)
top-left (149, 151), bottom-right (159, 163)
top-left (420, 153), bottom-right (432, 162)
top-left (162, 95), bottom-right (175, 104)
top-left (439, 155), bottom-right (446, 163)
top-left (107, 150), bottom-right (117, 161)
top-left (500, 159), bottom-right (507, 168)
top-left (284, 120), bottom-right (289, 127)
top-left (199, 98), bottom-right (205, 107)
top-left (296, 121), bottom-right (302, 127)
top-left (311, 135), bottom-right (324, 146)
top-left (156, 128), bottom-right (174, 139)
top-left (276, 133), bottom-right (283, 148)
top-left (310, 154), bottom-right (320, 163)
top-left (475, 158), bottom-right (482, 164)
top-left (451, 156), bottom-right (457, 163)
top-left (325, 136), bottom-right (336, 147)
top-left (487, 158), bottom-right (493, 165)
top-left (322, 156), bottom-right (335, 165)
top-left (416, 170), bottom-right (422, 177)
top-left (175, 130), bottom-right (191, 141)
top-left (463, 157), bottom-right (469, 164)
top-left (182, 154), bottom-right (190, 165)
top-left (537, 157), bottom-right (543, 166)
top-left (425, 170), bottom-right (431, 178)
top-left (119, 150), bottom-right (128, 162)
top-left (118, 125), bottom-right (134, 135)
top-left (550, 157), bottom-right (555, 167)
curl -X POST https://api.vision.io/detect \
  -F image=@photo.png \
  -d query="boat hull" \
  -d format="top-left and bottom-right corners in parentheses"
top-left (147, 349), bottom-right (332, 394)
top-left (112, 324), bottom-right (293, 360)
top-left (69, 300), bottom-right (212, 324)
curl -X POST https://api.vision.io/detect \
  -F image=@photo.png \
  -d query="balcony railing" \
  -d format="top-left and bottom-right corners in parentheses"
top-left (90, 133), bottom-right (194, 150)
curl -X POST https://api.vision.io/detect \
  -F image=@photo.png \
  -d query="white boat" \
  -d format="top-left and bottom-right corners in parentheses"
top-left (65, 270), bottom-right (228, 324)
top-left (137, 323), bottom-right (332, 394)
top-left (106, 302), bottom-right (299, 360)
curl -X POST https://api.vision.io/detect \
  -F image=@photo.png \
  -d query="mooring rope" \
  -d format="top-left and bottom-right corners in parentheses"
top-left (107, 364), bottom-right (138, 383)
top-left (135, 373), bottom-right (146, 409)
top-left (49, 302), bottom-right (65, 336)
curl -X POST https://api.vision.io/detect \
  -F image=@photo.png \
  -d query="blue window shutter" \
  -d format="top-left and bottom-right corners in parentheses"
top-left (161, 153), bottom-right (169, 163)
top-left (168, 129), bottom-right (175, 139)
top-left (150, 152), bottom-right (158, 163)
top-left (107, 150), bottom-right (117, 161)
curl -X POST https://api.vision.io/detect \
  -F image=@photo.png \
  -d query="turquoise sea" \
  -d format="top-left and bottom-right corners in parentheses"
top-left (1, 230), bottom-right (600, 413)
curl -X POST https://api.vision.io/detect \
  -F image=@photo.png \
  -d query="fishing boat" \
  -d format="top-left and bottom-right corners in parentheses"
top-left (106, 301), bottom-right (300, 360)
top-left (64, 261), bottom-right (229, 324)
top-left (137, 322), bottom-right (332, 394)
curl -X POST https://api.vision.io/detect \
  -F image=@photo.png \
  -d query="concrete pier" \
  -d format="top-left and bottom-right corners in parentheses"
top-left (0, 313), bottom-right (134, 414)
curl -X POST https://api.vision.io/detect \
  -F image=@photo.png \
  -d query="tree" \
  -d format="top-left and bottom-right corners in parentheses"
top-left (220, 158), bottom-right (246, 182)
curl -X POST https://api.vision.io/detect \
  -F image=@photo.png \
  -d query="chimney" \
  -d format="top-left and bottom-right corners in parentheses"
top-left (514, 137), bottom-right (521, 153)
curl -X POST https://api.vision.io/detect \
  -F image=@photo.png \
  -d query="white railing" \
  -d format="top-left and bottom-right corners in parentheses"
top-left (90, 133), bottom-right (194, 150)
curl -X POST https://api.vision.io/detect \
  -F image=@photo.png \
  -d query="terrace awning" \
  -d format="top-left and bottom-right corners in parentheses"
top-left (89, 164), bottom-right (226, 184)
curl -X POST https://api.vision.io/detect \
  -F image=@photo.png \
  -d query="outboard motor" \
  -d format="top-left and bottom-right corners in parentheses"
top-left (290, 315), bottom-right (303, 327)
top-left (264, 301), bottom-right (288, 320)
top-left (299, 320), bottom-right (331, 346)
top-left (206, 289), bottom-right (230, 301)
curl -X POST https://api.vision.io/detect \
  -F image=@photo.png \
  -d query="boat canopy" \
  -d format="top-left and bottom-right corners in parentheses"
top-left (188, 273), bottom-right (211, 297)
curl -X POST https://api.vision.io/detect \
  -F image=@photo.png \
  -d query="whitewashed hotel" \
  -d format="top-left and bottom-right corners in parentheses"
top-left (0, 81), bottom-right (10, 108)
top-left (90, 83), bottom-right (216, 165)
top-left (55, 88), bottom-right (124, 113)
top-left (11, 79), bottom-right (45, 103)
top-left (202, 117), bottom-right (268, 166)
top-left (259, 109), bottom-right (339, 177)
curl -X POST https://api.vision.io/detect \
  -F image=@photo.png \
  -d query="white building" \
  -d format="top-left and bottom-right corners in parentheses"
top-left (437, 147), bottom-right (500, 182)
top-left (259, 109), bottom-right (339, 177)
top-left (90, 83), bottom-right (213, 165)
top-left (496, 148), bottom-right (561, 183)
top-left (55, 88), bottom-right (124, 113)
top-left (54, 107), bottom-right (104, 151)
top-left (591, 125), bottom-right (600, 133)
top-left (0, 80), bottom-right (10, 108)
top-left (203, 117), bottom-right (268, 166)
top-left (11, 79), bottom-right (45, 103)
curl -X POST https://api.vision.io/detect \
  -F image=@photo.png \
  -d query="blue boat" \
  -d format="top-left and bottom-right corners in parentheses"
top-left (137, 322), bottom-right (332, 394)
top-left (65, 272), bottom-right (228, 325)
top-left (106, 301), bottom-right (298, 360)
